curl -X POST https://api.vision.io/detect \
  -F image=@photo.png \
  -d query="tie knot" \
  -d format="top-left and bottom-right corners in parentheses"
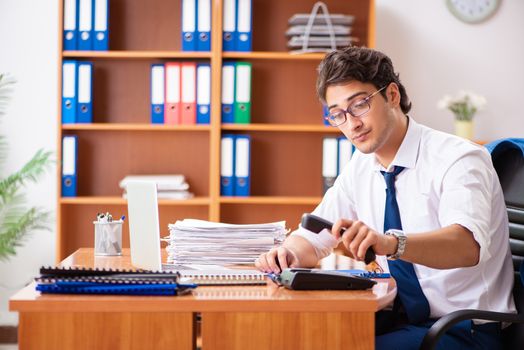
top-left (381, 166), bottom-right (405, 190)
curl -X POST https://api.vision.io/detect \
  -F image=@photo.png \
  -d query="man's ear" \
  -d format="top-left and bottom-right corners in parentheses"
top-left (387, 83), bottom-right (401, 107)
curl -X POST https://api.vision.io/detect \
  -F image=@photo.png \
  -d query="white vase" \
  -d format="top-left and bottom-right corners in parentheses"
top-left (455, 120), bottom-right (474, 140)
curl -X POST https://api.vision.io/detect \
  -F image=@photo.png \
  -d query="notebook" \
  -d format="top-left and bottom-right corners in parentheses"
top-left (35, 266), bottom-right (196, 296)
top-left (334, 269), bottom-right (390, 279)
top-left (178, 269), bottom-right (266, 285)
top-left (36, 283), bottom-right (187, 296)
top-left (40, 265), bottom-right (175, 275)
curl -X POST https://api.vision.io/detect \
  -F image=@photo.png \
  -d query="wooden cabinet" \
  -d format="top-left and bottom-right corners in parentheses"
top-left (57, 0), bottom-right (375, 260)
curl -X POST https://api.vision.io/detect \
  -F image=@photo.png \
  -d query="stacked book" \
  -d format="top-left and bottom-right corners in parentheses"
top-left (286, 10), bottom-right (356, 52)
top-left (165, 219), bottom-right (287, 265)
top-left (120, 175), bottom-right (194, 200)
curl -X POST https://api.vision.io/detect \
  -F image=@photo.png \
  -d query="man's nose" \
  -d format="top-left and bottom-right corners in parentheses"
top-left (343, 114), bottom-right (363, 132)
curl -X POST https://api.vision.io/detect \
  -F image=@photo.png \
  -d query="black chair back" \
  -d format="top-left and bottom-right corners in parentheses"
top-left (492, 143), bottom-right (524, 349)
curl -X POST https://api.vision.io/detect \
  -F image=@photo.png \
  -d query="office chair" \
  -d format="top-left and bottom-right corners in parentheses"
top-left (421, 139), bottom-right (524, 350)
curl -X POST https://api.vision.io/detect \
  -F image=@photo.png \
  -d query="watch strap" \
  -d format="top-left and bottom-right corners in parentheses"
top-left (385, 229), bottom-right (406, 260)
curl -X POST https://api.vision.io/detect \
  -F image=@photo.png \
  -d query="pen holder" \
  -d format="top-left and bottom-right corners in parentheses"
top-left (94, 220), bottom-right (123, 256)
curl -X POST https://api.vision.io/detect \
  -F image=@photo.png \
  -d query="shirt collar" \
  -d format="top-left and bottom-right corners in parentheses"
top-left (372, 116), bottom-right (422, 172)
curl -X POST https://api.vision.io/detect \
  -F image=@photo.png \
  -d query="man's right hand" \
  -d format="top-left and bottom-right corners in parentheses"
top-left (255, 246), bottom-right (300, 273)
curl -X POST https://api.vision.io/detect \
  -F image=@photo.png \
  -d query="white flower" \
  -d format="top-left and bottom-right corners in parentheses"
top-left (470, 94), bottom-right (487, 110)
top-left (457, 90), bottom-right (469, 101)
top-left (437, 90), bottom-right (486, 121)
top-left (437, 95), bottom-right (452, 110)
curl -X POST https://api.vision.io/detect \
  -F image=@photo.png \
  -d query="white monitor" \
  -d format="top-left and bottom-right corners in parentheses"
top-left (126, 181), bottom-right (162, 271)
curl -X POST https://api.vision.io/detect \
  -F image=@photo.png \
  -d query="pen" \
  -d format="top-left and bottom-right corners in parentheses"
top-left (95, 212), bottom-right (124, 254)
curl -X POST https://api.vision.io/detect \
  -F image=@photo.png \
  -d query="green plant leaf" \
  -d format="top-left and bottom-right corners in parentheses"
top-left (0, 72), bottom-right (53, 261)
top-left (0, 149), bottom-right (53, 205)
top-left (0, 207), bottom-right (51, 261)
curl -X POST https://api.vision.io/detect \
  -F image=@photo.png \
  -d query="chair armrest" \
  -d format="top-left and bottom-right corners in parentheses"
top-left (420, 309), bottom-right (524, 350)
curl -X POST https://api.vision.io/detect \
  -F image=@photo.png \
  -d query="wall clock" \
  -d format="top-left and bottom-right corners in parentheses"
top-left (446, 0), bottom-right (501, 24)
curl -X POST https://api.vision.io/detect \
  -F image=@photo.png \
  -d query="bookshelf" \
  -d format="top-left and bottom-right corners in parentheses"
top-left (56, 0), bottom-right (376, 260)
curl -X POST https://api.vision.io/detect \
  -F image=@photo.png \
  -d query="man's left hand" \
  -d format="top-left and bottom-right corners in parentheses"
top-left (331, 219), bottom-right (398, 261)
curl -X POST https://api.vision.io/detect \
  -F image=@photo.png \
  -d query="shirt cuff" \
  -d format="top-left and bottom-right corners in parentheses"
top-left (291, 226), bottom-right (339, 260)
top-left (443, 217), bottom-right (491, 264)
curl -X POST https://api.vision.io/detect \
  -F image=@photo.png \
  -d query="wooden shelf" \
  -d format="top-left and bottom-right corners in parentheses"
top-left (62, 123), bottom-right (211, 132)
top-left (64, 51), bottom-right (324, 61)
top-left (222, 52), bottom-right (326, 60)
top-left (60, 196), bottom-right (211, 206)
top-left (220, 196), bottom-right (321, 205)
top-left (55, 0), bottom-right (375, 260)
top-left (221, 123), bottom-right (341, 133)
top-left (62, 51), bottom-right (212, 59)
top-left (60, 122), bottom-right (343, 135)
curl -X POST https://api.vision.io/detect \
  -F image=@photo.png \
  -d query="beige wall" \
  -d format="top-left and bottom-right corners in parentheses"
top-left (376, 0), bottom-right (524, 140)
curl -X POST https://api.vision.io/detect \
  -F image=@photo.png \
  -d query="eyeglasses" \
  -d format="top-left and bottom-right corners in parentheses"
top-left (324, 85), bottom-right (388, 127)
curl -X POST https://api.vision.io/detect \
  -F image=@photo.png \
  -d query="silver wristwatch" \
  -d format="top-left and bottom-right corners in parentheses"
top-left (385, 229), bottom-right (407, 260)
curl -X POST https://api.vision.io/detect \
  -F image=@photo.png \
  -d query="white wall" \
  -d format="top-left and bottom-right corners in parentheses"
top-left (0, 0), bottom-right (523, 325)
top-left (0, 1), bottom-right (58, 325)
top-left (376, 0), bottom-right (524, 140)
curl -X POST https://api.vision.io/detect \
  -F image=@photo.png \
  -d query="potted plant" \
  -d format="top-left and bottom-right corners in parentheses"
top-left (0, 73), bottom-right (53, 261)
top-left (438, 90), bottom-right (487, 140)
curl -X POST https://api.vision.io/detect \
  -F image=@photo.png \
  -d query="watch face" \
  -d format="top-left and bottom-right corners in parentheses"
top-left (446, 0), bottom-right (500, 24)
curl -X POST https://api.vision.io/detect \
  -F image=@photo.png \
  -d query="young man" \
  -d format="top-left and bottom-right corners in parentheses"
top-left (255, 47), bottom-right (515, 349)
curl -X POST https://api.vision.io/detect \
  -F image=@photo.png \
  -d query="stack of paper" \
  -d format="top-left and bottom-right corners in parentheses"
top-left (165, 219), bottom-right (287, 265)
top-left (286, 5), bottom-right (357, 53)
top-left (120, 175), bottom-right (194, 200)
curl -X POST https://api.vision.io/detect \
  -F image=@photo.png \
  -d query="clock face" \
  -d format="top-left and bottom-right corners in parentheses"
top-left (446, 0), bottom-right (501, 23)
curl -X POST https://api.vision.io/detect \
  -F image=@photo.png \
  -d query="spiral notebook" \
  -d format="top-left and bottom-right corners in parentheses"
top-left (178, 269), bottom-right (267, 285)
top-left (35, 283), bottom-right (194, 296)
top-left (39, 266), bottom-right (180, 278)
top-left (335, 269), bottom-right (391, 278)
top-left (36, 266), bottom-right (197, 295)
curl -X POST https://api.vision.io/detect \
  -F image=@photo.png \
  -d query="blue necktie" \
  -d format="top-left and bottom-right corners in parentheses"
top-left (381, 166), bottom-right (430, 324)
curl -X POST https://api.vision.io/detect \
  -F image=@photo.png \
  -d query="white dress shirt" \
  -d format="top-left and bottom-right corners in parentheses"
top-left (293, 117), bottom-right (516, 318)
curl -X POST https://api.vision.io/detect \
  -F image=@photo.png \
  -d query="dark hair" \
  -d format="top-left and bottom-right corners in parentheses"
top-left (316, 47), bottom-right (412, 114)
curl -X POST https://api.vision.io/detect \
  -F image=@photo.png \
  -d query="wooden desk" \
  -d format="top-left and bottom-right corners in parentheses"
top-left (10, 249), bottom-right (396, 350)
